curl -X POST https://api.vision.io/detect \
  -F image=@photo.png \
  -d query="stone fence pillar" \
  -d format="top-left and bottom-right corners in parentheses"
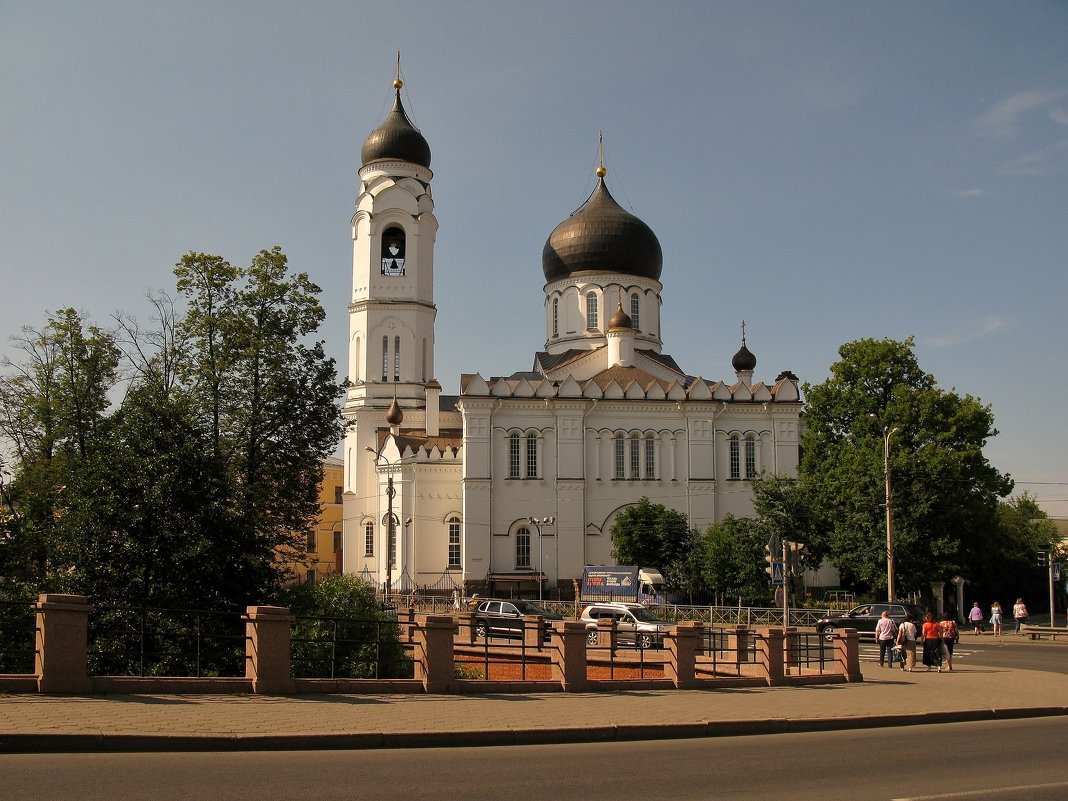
top-left (665, 621), bottom-right (700, 689)
top-left (551, 621), bottom-right (590, 692)
top-left (35, 594), bottom-right (92, 693)
top-left (834, 628), bottom-right (862, 682)
top-left (522, 615), bottom-right (543, 649)
top-left (245, 605), bottom-right (295, 694)
top-left (415, 614), bottom-right (455, 693)
top-left (758, 628), bottom-right (785, 686)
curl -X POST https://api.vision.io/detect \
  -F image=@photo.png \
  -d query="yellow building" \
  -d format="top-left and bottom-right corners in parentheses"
top-left (290, 455), bottom-right (345, 584)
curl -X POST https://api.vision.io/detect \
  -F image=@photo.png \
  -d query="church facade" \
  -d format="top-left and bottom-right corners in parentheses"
top-left (341, 76), bottom-right (802, 598)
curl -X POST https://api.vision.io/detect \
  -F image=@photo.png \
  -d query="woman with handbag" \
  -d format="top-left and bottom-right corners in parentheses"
top-left (1013, 598), bottom-right (1028, 634)
top-left (897, 613), bottom-right (918, 672)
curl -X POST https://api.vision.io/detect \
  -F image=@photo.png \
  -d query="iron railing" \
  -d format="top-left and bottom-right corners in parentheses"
top-left (291, 614), bottom-right (413, 679)
top-left (87, 605), bottom-right (246, 677)
top-left (455, 616), bottom-right (550, 682)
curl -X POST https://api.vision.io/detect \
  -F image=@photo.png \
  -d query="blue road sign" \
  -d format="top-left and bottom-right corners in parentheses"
top-left (771, 561), bottom-right (784, 585)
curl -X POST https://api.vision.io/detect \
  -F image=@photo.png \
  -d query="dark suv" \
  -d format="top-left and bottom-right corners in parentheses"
top-left (816, 603), bottom-right (926, 640)
top-left (472, 599), bottom-right (563, 641)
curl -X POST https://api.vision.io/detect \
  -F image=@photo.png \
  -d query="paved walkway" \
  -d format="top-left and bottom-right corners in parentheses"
top-left (3, 657), bottom-right (1067, 752)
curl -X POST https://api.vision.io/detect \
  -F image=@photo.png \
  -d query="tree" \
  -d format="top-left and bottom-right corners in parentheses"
top-left (699, 515), bottom-right (774, 606)
top-left (800, 337), bottom-right (1011, 597)
top-left (610, 498), bottom-right (697, 593)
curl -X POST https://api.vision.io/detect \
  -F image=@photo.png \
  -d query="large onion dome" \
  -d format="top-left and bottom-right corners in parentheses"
top-left (542, 176), bottom-right (663, 282)
top-left (361, 83), bottom-right (431, 169)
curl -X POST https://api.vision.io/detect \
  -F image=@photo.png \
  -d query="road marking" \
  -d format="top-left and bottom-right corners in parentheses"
top-left (893, 781), bottom-right (1068, 800)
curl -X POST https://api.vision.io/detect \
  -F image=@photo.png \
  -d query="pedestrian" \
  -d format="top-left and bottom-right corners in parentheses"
top-left (874, 610), bottom-right (898, 668)
top-left (1013, 598), bottom-right (1028, 634)
top-left (990, 601), bottom-right (1003, 637)
top-left (939, 612), bottom-right (959, 672)
top-left (451, 587), bottom-right (461, 610)
top-left (968, 601), bottom-right (984, 635)
top-left (921, 612), bottom-right (943, 671)
top-left (897, 613), bottom-right (918, 672)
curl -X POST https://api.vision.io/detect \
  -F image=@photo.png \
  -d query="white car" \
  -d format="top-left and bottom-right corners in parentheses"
top-left (579, 602), bottom-right (669, 649)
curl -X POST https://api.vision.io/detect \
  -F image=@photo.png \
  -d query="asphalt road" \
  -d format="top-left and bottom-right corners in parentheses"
top-left (3, 717), bottom-right (1066, 801)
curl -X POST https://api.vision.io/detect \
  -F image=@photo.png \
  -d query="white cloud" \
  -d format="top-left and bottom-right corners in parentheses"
top-left (949, 188), bottom-right (984, 197)
top-left (999, 137), bottom-right (1068, 176)
top-left (1049, 107), bottom-right (1068, 127)
top-left (972, 90), bottom-right (1065, 139)
top-left (922, 317), bottom-right (1008, 348)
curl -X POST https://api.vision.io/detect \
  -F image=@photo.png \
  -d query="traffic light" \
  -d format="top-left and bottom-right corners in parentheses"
top-left (765, 542), bottom-right (776, 578)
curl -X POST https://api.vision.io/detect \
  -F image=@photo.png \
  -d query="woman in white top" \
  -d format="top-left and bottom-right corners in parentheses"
top-left (990, 601), bottom-right (1003, 637)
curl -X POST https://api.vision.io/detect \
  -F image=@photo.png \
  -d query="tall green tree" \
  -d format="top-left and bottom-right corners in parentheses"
top-left (610, 498), bottom-right (696, 584)
top-left (800, 337), bottom-right (1011, 597)
top-left (699, 515), bottom-right (773, 606)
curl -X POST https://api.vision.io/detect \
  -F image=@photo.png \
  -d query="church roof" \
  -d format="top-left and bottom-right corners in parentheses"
top-left (361, 89), bottom-right (432, 169)
top-left (542, 177), bottom-right (663, 283)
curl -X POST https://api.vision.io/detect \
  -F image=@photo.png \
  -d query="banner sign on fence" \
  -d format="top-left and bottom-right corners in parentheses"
top-left (581, 565), bottom-right (640, 601)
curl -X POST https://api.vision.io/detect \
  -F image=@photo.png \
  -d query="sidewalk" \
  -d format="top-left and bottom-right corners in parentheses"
top-left (2, 661), bottom-right (1067, 752)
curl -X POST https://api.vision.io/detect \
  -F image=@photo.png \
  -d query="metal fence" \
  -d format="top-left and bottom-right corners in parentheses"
top-left (87, 605), bottom-right (246, 677)
top-left (785, 631), bottom-right (834, 675)
top-left (0, 599), bottom-right (36, 674)
top-left (291, 614), bottom-right (414, 679)
top-left (454, 616), bottom-right (551, 682)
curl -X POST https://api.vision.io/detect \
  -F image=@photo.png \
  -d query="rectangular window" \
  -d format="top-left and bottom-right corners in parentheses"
top-left (614, 434), bottom-right (625, 479)
top-left (630, 294), bottom-right (640, 331)
top-left (644, 436), bottom-right (655, 479)
top-left (552, 298), bottom-right (559, 337)
top-left (629, 433), bottom-right (640, 479)
top-left (333, 531), bottom-right (342, 552)
top-left (334, 486), bottom-right (343, 505)
top-left (509, 434), bottom-right (520, 479)
top-left (448, 518), bottom-right (461, 568)
top-left (382, 336), bottom-right (388, 381)
top-left (745, 435), bottom-right (756, 478)
top-left (306, 530), bottom-right (317, 553)
top-left (393, 336), bottom-right (400, 381)
top-left (364, 522), bottom-right (374, 556)
top-left (586, 292), bottom-right (598, 329)
top-left (516, 527), bottom-right (531, 569)
top-left (389, 524), bottom-right (397, 567)
top-left (526, 433), bottom-right (538, 478)
top-left (729, 436), bottom-right (740, 480)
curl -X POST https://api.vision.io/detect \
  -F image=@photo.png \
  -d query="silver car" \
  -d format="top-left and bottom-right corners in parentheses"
top-left (579, 602), bottom-right (669, 649)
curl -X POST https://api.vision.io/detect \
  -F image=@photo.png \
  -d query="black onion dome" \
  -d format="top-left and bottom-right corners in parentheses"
top-left (542, 178), bottom-right (663, 282)
top-left (732, 342), bottom-right (757, 372)
top-left (361, 91), bottom-right (431, 169)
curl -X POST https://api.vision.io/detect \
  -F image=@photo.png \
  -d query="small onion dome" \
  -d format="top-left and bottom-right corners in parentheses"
top-left (732, 342), bottom-right (757, 372)
top-left (542, 177), bottom-right (663, 282)
top-left (385, 398), bottom-right (404, 425)
top-left (608, 304), bottom-right (633, 330)
top-left (361, 90), bottom-right (431, 169)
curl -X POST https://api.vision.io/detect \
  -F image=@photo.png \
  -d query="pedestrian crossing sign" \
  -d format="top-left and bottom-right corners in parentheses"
top-left (771, 561), bottom-right (784, 585)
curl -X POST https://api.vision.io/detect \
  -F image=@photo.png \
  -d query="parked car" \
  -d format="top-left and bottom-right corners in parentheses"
top-left (579, 602), bottom-right (669, 649)
top-left (816, 603), bottom-right (926, 640)
top-left (472, 599), bottom-right (563, 641)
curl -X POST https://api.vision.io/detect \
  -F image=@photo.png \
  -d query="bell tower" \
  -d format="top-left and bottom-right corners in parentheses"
top-left (346, 65), bottom-right (438, 408)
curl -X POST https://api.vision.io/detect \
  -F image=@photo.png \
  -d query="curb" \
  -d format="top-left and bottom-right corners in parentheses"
top-left (2, 706), bottom-right (1067, 753)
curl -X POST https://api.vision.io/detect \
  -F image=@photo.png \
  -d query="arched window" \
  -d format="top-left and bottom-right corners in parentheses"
top-left (516, 527), bottom-right (531, 569)
top-left (552, 298), bottom-right (559, 337)
top-left (353, 337), bottom-right (361, 382)
top-left (526, 432), bottom-right (538, 478)
top-left (614, 433), bottom-right (625, 479)
top-left (629, 432), bottom-right (640, 479)
top-left (364, 521), bottom-right (374, 556)
top-left (448, 517), bottom-right (461, 568)
top-left (586, 292), bottom-right (598, 330)
top-left (508, 433), bottom-right (521, 479)
top-left (745, 434), bottom-right (757, 478)
top-left (393, 336), bottom-right (400, 381)
top-left (630, 293), bottom-right (640, 331)
top-left (380, 226), bottom-right (406, 276)
top-left (381, 336), bottom-right (388, 381)
top-left (729, 434), bottom-right (740, 480)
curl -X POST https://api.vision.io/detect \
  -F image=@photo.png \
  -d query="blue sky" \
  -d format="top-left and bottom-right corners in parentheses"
top-left (2, 2), bottom-right (1066, 516)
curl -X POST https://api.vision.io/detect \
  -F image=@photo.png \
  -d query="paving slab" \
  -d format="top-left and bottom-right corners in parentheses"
top-left (1, 662), bottom-right (1066, 752)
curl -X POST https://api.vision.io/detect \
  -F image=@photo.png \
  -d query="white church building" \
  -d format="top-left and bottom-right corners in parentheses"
top-left (341, 75), bottom-right (803, 599)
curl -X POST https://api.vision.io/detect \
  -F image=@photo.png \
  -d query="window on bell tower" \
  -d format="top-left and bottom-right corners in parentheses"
top-left (381, 227), bottom-right (406, 276)
top-left (630, 293), bottom-right (640, 331)
top-left (586, 292), bottom-right (598, 330)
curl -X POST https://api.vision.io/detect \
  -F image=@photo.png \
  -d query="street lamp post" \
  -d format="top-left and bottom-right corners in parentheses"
top-left (367, 447), bottom-right (405, 601)
top-left (871, 415), bottom-right (900, 602)
top-left (526, 516), bottom-right (556, 601)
